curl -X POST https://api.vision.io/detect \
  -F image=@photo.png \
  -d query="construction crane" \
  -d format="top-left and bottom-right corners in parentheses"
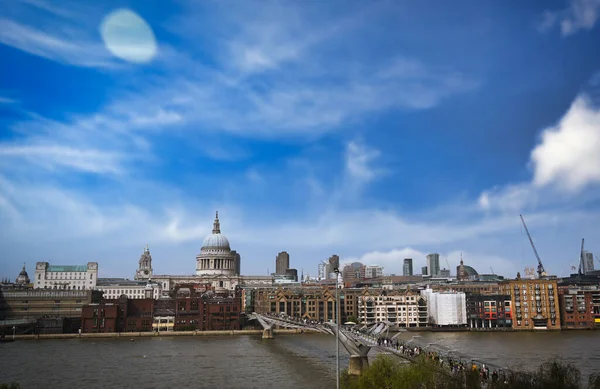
top-left (578, 238), bottom-right (585, 276)
top-left (519, 214), bottom-right (547, 278)
top-left (445, 257), bottom-right (451, 270)
top-left (490, 266), bottom-right (495, 274)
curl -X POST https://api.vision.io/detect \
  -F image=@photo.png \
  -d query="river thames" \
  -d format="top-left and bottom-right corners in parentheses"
top-left (1, 332), bottom-right (599, 388)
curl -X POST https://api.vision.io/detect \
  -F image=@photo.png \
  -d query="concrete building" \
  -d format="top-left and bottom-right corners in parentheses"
top-left (34, 262), bottom-right (98, 290)
top-left (275, 252), bottom-right (290, 275)
top-left (498, 277), bottom-right (560, 330)
top-left (426, 253), bottom-right (440, 277)
top-left (329, 255), bottom-right (340, 272)
top-left (440, 269), bottom-right (451, 277)
top-left (364, 265), bottom-right (384, 279)
top-left (357, 290), bottom-right (427, 327)
top-left (0, 289), bottom-right (102, 324)
top-left (466, 294), bottom-right (512, 329)
top-left (403, 258), bottom-right (413, 276)
top-left (421, 288), bottom-right (467, 327)
top-left (582, 251), bottom-right (595, 274)
top-left (96, 278), bottom-right (161, 300)
top-left (318, 261), bottom-right (331, 280)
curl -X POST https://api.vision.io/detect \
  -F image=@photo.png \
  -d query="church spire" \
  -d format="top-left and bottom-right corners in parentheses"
top-left (212, 211), bottom-right (221, 234)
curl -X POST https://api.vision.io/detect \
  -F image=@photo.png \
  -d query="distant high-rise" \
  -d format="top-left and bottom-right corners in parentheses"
top-left (318, 261), bottom-right (331, 280)
top-left (583, 251), bottom-right (595, 274)
top-left (365, 265), bottom-right (384, 278)
top-left (422, 266), bottom-right (428, 276)
top-left (329, 255), bottom-right (340, 271)
top-left (427, 253), bottom-right (441, 277)
top-left (276, 251), bottom-right (290, 275)
top-left (403, 258), bottom-right (413, 276)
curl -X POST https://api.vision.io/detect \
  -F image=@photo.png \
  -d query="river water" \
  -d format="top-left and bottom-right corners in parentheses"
top-left (1, 332), bottom-right (599, 388)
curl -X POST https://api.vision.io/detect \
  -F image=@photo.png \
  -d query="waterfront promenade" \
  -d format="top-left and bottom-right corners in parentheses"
top-left (11, 328), bottom-right (318, 341)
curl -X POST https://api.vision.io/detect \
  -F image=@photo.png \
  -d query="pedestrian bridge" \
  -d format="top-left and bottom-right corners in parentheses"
top-left (249, 313), bottom-right (413, 374)
top-left (249, 313), bottom-right (502, 378)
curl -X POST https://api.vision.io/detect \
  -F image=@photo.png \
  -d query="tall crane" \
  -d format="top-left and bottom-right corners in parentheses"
top-left (578, 238), bottom-right (585, 276)
top-left (519, 214), bottom-right (547, 278)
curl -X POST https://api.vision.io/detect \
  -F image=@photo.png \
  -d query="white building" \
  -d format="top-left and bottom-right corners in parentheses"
top-left (364, 265), bottom-right (384, 278)
top-left (318, 261), bottom-right (331, 280)
top-left (96, 278), bottom-right (161, 300)
top-left (421, 288), bottom-right (467, 326)
top-left (34, 262), bottom-right (98, 290)
top-left (358, 291), bottom-right (428, 327)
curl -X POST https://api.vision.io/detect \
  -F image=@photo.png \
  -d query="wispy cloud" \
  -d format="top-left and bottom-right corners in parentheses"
top-left (345, 140), bottom-right (383, 183)
top-left (538, 0), bottom-right (600, 35)
top-left (0, 144), bottom-right (124, 175)
top-left (0, 17), bottom-right (117, 68)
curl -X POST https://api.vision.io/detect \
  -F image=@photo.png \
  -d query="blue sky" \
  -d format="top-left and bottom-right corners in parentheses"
top-left (1, 0), bottom-right (600, 280)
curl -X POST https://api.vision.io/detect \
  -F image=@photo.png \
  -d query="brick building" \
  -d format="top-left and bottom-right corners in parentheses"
top-left (252, 286), bottom-right (361, 323)
top-left (498, 278), bottom-right (560, 330)
top-left (558, 286), bottom-right (598, 329)
top-left (81, 296), bottom-right (154, 333)
top-left (466, 294), bottom-right (512, 329)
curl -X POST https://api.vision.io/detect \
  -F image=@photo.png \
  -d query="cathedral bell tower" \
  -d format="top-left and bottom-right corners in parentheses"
top-left (135, 244), bottom-right (153, 280)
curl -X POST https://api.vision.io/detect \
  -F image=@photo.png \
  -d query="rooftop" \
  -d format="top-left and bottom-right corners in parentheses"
top-left (47, 265), bottom-right (89, 272)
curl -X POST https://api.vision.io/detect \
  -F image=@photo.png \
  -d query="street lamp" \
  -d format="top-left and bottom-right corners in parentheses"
top-left (334, 267), bottom-right (340, 389)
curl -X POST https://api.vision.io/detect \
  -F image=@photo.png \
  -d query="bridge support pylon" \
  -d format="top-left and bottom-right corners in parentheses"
top-left (348, 355), bottom-right (369, 376)
top-left (262, 328), bottom-right (274, 339)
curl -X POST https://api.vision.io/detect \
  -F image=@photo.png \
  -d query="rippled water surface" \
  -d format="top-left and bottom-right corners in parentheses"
top-left (1, 332), bottom-right (599, 388)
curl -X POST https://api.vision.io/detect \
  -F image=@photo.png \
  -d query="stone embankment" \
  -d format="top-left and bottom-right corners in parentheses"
top-left (13, 328), bottom-right (320, 340)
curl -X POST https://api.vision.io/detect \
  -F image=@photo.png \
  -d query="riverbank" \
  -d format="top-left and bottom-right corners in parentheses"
top-left (10, 328), bottom-right (320, 340)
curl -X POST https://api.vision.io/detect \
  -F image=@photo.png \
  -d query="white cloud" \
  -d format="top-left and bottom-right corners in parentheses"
top-left (478, 183), bottom-right (538, 213)
top-left (531, 95), bottom-right (600, 192)
top-left (0, 17), bottom-right (118, 68)
top-left (0, 144), bottom-right (124, 175)
top-left (345, 247), bottom-right (426, 271)
top-left (538, 0), bottom-right (600, 35)
top-left (345, 140), bottom-right (382, 182)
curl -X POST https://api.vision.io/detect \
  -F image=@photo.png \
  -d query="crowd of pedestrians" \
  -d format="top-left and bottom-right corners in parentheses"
top-left (349, 329), bottom-right (508, 386)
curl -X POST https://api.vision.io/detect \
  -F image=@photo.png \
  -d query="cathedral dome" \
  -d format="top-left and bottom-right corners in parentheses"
top-left (16, 263), bottom-right (30, 285)
top-left (201, 211), bottom-right (231, 251)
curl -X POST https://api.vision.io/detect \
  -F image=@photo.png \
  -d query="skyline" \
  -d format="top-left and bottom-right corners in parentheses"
top-left (1, 0), bottom-right (600, 279)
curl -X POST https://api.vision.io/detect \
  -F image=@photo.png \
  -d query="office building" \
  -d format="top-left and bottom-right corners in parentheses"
top-left (275, 251), bottom-right (290, 275)
top-left (583, 251), bottom-right (595, 274)
top-left (426, 253), bottom-right (440, 277)
top-left (403, 258), bottom-right (413, 276)
top-left (364, 265), bottom-right (384, 279)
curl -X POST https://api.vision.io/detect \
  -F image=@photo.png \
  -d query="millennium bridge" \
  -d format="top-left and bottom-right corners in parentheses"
top-left (249, 312), bottom-right (504, 378)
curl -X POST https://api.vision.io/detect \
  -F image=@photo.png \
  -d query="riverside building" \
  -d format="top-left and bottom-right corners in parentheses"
top-left (33, 262), bottom-right (98, 290)
top-left (357, 289), bottom-right (428, 327)
top-left (498, 277), bottom-right (560, 330)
